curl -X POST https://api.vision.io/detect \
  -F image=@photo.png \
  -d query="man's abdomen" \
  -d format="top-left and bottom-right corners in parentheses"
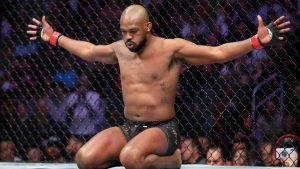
top-left (123, 91), bottom-right (176, 122)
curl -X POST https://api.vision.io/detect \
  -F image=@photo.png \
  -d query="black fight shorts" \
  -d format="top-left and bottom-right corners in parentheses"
top-left (119, 118), bottom-right (180, 155)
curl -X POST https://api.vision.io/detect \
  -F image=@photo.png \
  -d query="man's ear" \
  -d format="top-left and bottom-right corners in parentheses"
top-left (146, 22), bottom-right (152, 32)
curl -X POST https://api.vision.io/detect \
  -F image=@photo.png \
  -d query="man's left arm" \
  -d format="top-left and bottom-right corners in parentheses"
top-left (175, 15), bottom-right (290, 65)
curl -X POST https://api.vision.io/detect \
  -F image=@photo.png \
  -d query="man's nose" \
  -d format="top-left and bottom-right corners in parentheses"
top-left (125, 33), bottom-right (133, 41)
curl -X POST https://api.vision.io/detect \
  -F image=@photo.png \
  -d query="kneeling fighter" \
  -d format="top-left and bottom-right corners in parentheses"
top-left (27, 4), bottom-right (290, 169)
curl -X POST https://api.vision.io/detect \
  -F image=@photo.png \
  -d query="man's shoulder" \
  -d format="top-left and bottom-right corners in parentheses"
top-left (162, 37), bottom-right (193, 51)
top-left (111, 40), bottom-right (125, 48)
top-left (163, 37), bottom-right (185, 44)
top-left (163, 37), bottom-right (193, 46)
top-left (110, 40), bottom-right (128, 54)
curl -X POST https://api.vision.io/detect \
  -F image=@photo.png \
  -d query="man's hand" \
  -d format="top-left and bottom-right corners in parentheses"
top-left (27, 16), bottom-right (54, 42)
top-left (257, 15), bottom-right (291, 46)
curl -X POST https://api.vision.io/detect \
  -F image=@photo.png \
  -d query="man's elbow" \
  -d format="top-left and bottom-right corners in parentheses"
top-left (81, 46), bottom-right (96, 62)
top-left (213, 48), bottom-right (231, 64)
top-left (213, 51), bottom-right (227, 64)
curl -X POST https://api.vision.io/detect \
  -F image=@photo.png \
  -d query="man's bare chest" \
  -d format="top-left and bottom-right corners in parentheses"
top-left (118, 53), bottom-right (172, 83)
top-left (113, 42), bottom-right (183, 83)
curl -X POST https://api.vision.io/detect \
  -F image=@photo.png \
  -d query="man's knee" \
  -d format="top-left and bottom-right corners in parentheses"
top-left (120, 146), bottom-right (144, 168)
top-left (75, 147), bottom-right (112, 169)
top-left (75, 148), bottom-right (95, 169)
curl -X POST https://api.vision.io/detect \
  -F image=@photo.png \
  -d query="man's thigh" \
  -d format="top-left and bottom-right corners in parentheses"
top-left (125, 127), bottom-right (170, 156)
top-left (79, 127), bottom-right (127, 162)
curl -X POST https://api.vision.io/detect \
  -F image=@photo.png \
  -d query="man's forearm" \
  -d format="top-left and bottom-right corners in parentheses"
top-left (58, 36), bottom-right (96, 61)
top-left (217, 38), bottom-right (253, 63)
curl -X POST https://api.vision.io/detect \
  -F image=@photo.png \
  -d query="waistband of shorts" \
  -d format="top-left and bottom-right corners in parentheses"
top-left (130, 118), bottom-right (177, 127)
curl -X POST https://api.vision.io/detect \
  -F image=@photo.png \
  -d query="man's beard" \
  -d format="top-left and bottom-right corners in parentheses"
top-left (126, 36), bottom-right (147, 52)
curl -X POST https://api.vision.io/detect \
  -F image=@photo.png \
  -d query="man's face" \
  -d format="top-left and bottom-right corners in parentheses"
top-left (233, 149), bottom-right (248, 166)
top-left (233, 142), bottom-right (246, 152)
top-left (198, 136), bottom-right (210, 154)
top-left (66, 136), bottom-right (83, 154)
top-left (46, 145), bottom-right (61, 160)
top-left (27, 148), bottom-right (42, 162)
top-left (180, 138), bottom-right (194, 163)
top-left (261, 143), bottom-right (274, 166)
top-left (0, 141), bottom-right (15, 161)
top-left (120, 20), bottom-right (148, 53)
top-left (244, 116), bottom-right (253, 130)
top-left (206, 148), bottom-right (224, 165)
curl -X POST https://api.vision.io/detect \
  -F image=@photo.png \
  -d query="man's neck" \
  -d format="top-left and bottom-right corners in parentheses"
top-left (136, 35), bottom-right (156, 57)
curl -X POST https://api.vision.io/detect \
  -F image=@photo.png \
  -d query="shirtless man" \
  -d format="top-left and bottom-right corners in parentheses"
top-left (27, 4), bottom-right (290, 169)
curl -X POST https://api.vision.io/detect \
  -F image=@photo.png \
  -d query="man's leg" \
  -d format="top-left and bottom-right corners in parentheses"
top-left (75, 127), bottom-right (127, 169)
top-left (142, 149), bottom-right (182, 168)
top-left (119, 127), bottom-right (181, 169)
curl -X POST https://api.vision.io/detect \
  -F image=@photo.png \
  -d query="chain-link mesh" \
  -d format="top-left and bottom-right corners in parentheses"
top-left (1, 0), bottom-right (299, 166)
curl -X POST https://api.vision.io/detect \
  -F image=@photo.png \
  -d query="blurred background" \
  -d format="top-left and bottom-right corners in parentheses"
top-left (0, 0), bottom-right (299, 167)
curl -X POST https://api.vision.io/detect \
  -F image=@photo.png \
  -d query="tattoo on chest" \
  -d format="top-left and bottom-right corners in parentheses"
top-left (160, 82), bottom-right (167, 91)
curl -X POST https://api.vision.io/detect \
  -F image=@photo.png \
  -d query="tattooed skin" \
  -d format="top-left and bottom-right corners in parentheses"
top-left (113, 43), bottom-right (136, 63)
top-left (160, 82), bottom-right (167, 91)
top-left (111, 40), bottom-right (182, 122)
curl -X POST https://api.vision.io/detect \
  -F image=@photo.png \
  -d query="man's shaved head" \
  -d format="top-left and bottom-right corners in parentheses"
top-left (120, 5), bottom-right (152, 53)
top-left (121, 4), bottom-right (149, 24)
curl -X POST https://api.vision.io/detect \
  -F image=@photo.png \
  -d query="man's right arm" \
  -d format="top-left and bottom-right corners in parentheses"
top-left (27, 16), bottom-right (117, 64)
top-left (57, 36), bottom-right (117, 64)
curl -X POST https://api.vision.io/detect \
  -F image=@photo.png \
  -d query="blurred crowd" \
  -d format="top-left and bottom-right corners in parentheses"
top-left (0, 0), bottom-right (299, 167)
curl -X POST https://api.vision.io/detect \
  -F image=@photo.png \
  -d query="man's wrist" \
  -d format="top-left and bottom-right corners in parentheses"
top-left (251, 35), bottom-right (263, 49)
top-left (50, 32), bottom-right (62, 46)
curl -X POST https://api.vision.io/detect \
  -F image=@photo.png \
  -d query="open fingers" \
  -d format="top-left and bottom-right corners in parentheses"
top-left (279, 27), bottom-right (290, 33)
top-left (28, 24), bottom-right (38, 29)
top-left (32, 18), bottom-right (41, 25)
top-left (27, 30), bottom-right (37, 35)
top-left (277, 21), bottom-right (290, 29)
top-left (278, 36), bottom-right (284, 40)
top-left (273, 16), bottom-right (285, 25)
top-left (29, 36), bottom-right (37, 40)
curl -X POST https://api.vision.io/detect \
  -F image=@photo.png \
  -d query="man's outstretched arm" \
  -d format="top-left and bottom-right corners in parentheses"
top-left (174, 15), bottom-right (290, 65)
top-left (27, 16), bottom-right (117, 64)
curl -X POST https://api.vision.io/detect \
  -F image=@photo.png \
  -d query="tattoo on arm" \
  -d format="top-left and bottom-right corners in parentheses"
top-left (114, 43), bottom-right (135, 63)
